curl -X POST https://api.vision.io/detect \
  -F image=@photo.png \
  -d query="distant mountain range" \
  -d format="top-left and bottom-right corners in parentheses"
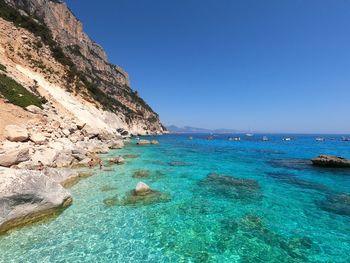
top-left (166, 125), bottom-right (244, 134)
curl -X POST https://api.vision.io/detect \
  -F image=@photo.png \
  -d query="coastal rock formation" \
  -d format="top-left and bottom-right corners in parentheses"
top-left (137, 139), bottom-right (151, 145)
top-left (2, 0), bottom-right (166, 135)
top-left (135, 182), bottom-right (151, 194)
top-left (108, 156), bottom-right (125, 165)
top-left (311, 155), bottom-right (350, 168)
top-left (317, 193), bottom-right (350, 216)
top-left (0, 168), bottom-right (72, 234)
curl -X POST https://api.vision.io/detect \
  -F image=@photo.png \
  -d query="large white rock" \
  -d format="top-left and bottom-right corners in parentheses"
top-left (135, 182), bottom-right (151, 194)
top-left (5, 125), bottom-right (29, 142)
top-left (0, 146), bottom-right (30, 167)
top-left (0, 168), bottom-right (72, 233)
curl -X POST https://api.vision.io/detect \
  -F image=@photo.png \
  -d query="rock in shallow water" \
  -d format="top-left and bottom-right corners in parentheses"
top-left (0, 168), bottom-right (72, 234)
top-left (311, 155), bottom-right (350, 168)
top-left (199, 173), bottom-right (262, 201)
top-left (317, 193), bottom-right (350, 216)
top-left (132, 170), bottom-right (151, 178)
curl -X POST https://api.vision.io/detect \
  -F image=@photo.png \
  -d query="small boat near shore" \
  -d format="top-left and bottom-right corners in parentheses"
top-left (342, 136), bottom-right (350, 141)
top-left (262, 136), bottom-right (269, 141)
top-left (228, 136), bottom-right (241, 141)
top-left (316, 137), bottom-right (325, 142)
top-left (282, 137), bottom-right (292, 141)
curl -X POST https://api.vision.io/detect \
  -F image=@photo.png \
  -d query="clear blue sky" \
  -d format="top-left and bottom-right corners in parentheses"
top-left (65, 0), bottom-right (350, 134)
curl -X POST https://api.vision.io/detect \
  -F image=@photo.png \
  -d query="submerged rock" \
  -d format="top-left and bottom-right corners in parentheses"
top-left (115, 182), bottom-right (170, 206)
top-left (200, 173), bottom-right (261, 201)
top-left (44, 168), bottom-right (80, 188)
top-left (132, 170), bottom-right (151, 178)
top-left (103, 195), bottom-right (119, 207)
top-left (168, 161), bottom-right (190, 167)
top-left (266, 172), bottom-right (329, 193)
top-left (150, 140), bottom-right (159, 145)
top-left (107, 156), bottom-right (125, 165)
top-left (318, 193), bottom-right (350, 216)
top-left (311, 155), bottom-right (350, 168)
top-left (137, 139), bottom-right (150, 145)
top-left (100, 185), bottom-right (117, 192)
top-left (123, 154), bottom-right (140, 159)
top-left (0, 168), bottom-right (72, 234)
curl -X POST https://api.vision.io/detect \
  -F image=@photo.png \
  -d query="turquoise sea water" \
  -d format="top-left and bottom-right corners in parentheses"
top-left (1, 134), bottom-right (350, 262)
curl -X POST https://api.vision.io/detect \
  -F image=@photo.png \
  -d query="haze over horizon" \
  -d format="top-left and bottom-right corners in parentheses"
top-left (66, 0), bottom-right (350, 134)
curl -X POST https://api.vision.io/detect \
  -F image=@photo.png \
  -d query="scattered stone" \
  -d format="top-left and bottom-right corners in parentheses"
top-left (103, 195), bottom-right (119, 207)
top-left (30, 132), bottom-right (47, 145)
top-left (62, 129), bottom-right (71, 137)
top-left (4, 125), bottom-right (29, 142)
top-left (101, 186), bottom-right (118, 192)
top-left (311, 155), bottom-right (350, 168)
top-left (0, 146), bottom-right (30, 167)
top-left (25, 105), bottom-right (42, 114)
top-left (0, 168), bottom-right (72, 234)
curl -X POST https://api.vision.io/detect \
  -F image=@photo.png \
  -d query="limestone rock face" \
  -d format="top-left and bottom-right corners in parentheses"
top-left (311, 155), bottom-right (350, 168)
top-left (5, 0), bottom-right (166, 135)
top-left (0, 146), bottom-right (30, 167)
top-left (5, 125), bottom-right (29, 142)
top-left (0, 168), bottom-right (72, 234)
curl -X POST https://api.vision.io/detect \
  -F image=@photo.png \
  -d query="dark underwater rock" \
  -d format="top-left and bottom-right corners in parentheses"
top-left (119, 189), bottom-right (170, 206)
top-left (100, 185), bottom-right (117, 192)
top-left (311, 155), bottom-right (350, 168)
top-left (266, 172), bottom-right (330, 193)
top-left (168, 161), bottom-right (191, 167)
top-left (123, 154), bottom-right (140, 159)
top-left (269, 159), bottom-right (313, 171)
top-left (199, 173), bottom-right (262, 201)
top-left (318, 193), bottom-right (350, 216)
top-left (132, 170), bottom-right (151, 178)
top-left (103, 195), bottom-right (119, 207)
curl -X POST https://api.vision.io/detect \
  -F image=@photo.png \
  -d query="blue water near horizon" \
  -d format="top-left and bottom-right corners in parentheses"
top-left (0, 134), bottom-right (350, 262)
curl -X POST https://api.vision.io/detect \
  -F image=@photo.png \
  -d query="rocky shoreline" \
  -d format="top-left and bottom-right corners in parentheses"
top-left (0, 101), bottom-right (141, 234)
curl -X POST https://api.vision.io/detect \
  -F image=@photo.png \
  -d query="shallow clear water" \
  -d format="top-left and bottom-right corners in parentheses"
top-left (1, 134), bottom-right (350, 262)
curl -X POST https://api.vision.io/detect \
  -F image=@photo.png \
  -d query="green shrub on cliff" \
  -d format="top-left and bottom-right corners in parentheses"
top-left (0, 73), bottom-right (46, 108)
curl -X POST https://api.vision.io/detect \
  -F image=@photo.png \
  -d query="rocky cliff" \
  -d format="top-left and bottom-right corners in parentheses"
top-left (1, 0), bottom-right (166, 135)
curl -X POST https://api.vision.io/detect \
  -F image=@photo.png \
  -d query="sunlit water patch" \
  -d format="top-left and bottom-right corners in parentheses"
top-left (0, 134), bottom-right (350, 262)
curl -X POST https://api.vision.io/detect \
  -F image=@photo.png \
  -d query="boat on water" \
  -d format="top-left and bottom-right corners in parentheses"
top-left (188, 136), bottom-right (193, 140)
top-left (316, 137), bottom-right (325, 142)
top-left (282, 137), bottom-right (292, 141)
top-left (207, 136), bottom-right (214, 140)
top-left (342, 136), bottom-right (350, 141)
top-left (262, 136), bottom-right (269, 141)
top-left (245, 133), bottom-right (254, 137)
top-left (228, 136), bottom-right (241, 141)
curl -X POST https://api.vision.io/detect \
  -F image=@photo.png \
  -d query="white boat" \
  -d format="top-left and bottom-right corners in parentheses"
top-left (316, 137), bottom-right (325, 142)
top-left (342, 136), bottom-right (350, 141)
top-left (262, 136), bottom-right (269, 141)
top-left (282, 137), bottom-right (292, 141)
top-left (229, 137), bottom-right (241, 141)
top-left (245, 133), bottom-right (254, 137)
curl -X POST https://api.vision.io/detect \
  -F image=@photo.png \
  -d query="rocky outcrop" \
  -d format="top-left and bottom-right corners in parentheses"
top-left (311, 155), bottom-right (350, 168)
top-left (0, 168), bottom-right (72, 234)
top-left (3, 0), bottom-right (166, 135)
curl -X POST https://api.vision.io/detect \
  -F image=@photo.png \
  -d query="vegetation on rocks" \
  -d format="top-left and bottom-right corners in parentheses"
top-left (0, 73), bottom-right (46, 108)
